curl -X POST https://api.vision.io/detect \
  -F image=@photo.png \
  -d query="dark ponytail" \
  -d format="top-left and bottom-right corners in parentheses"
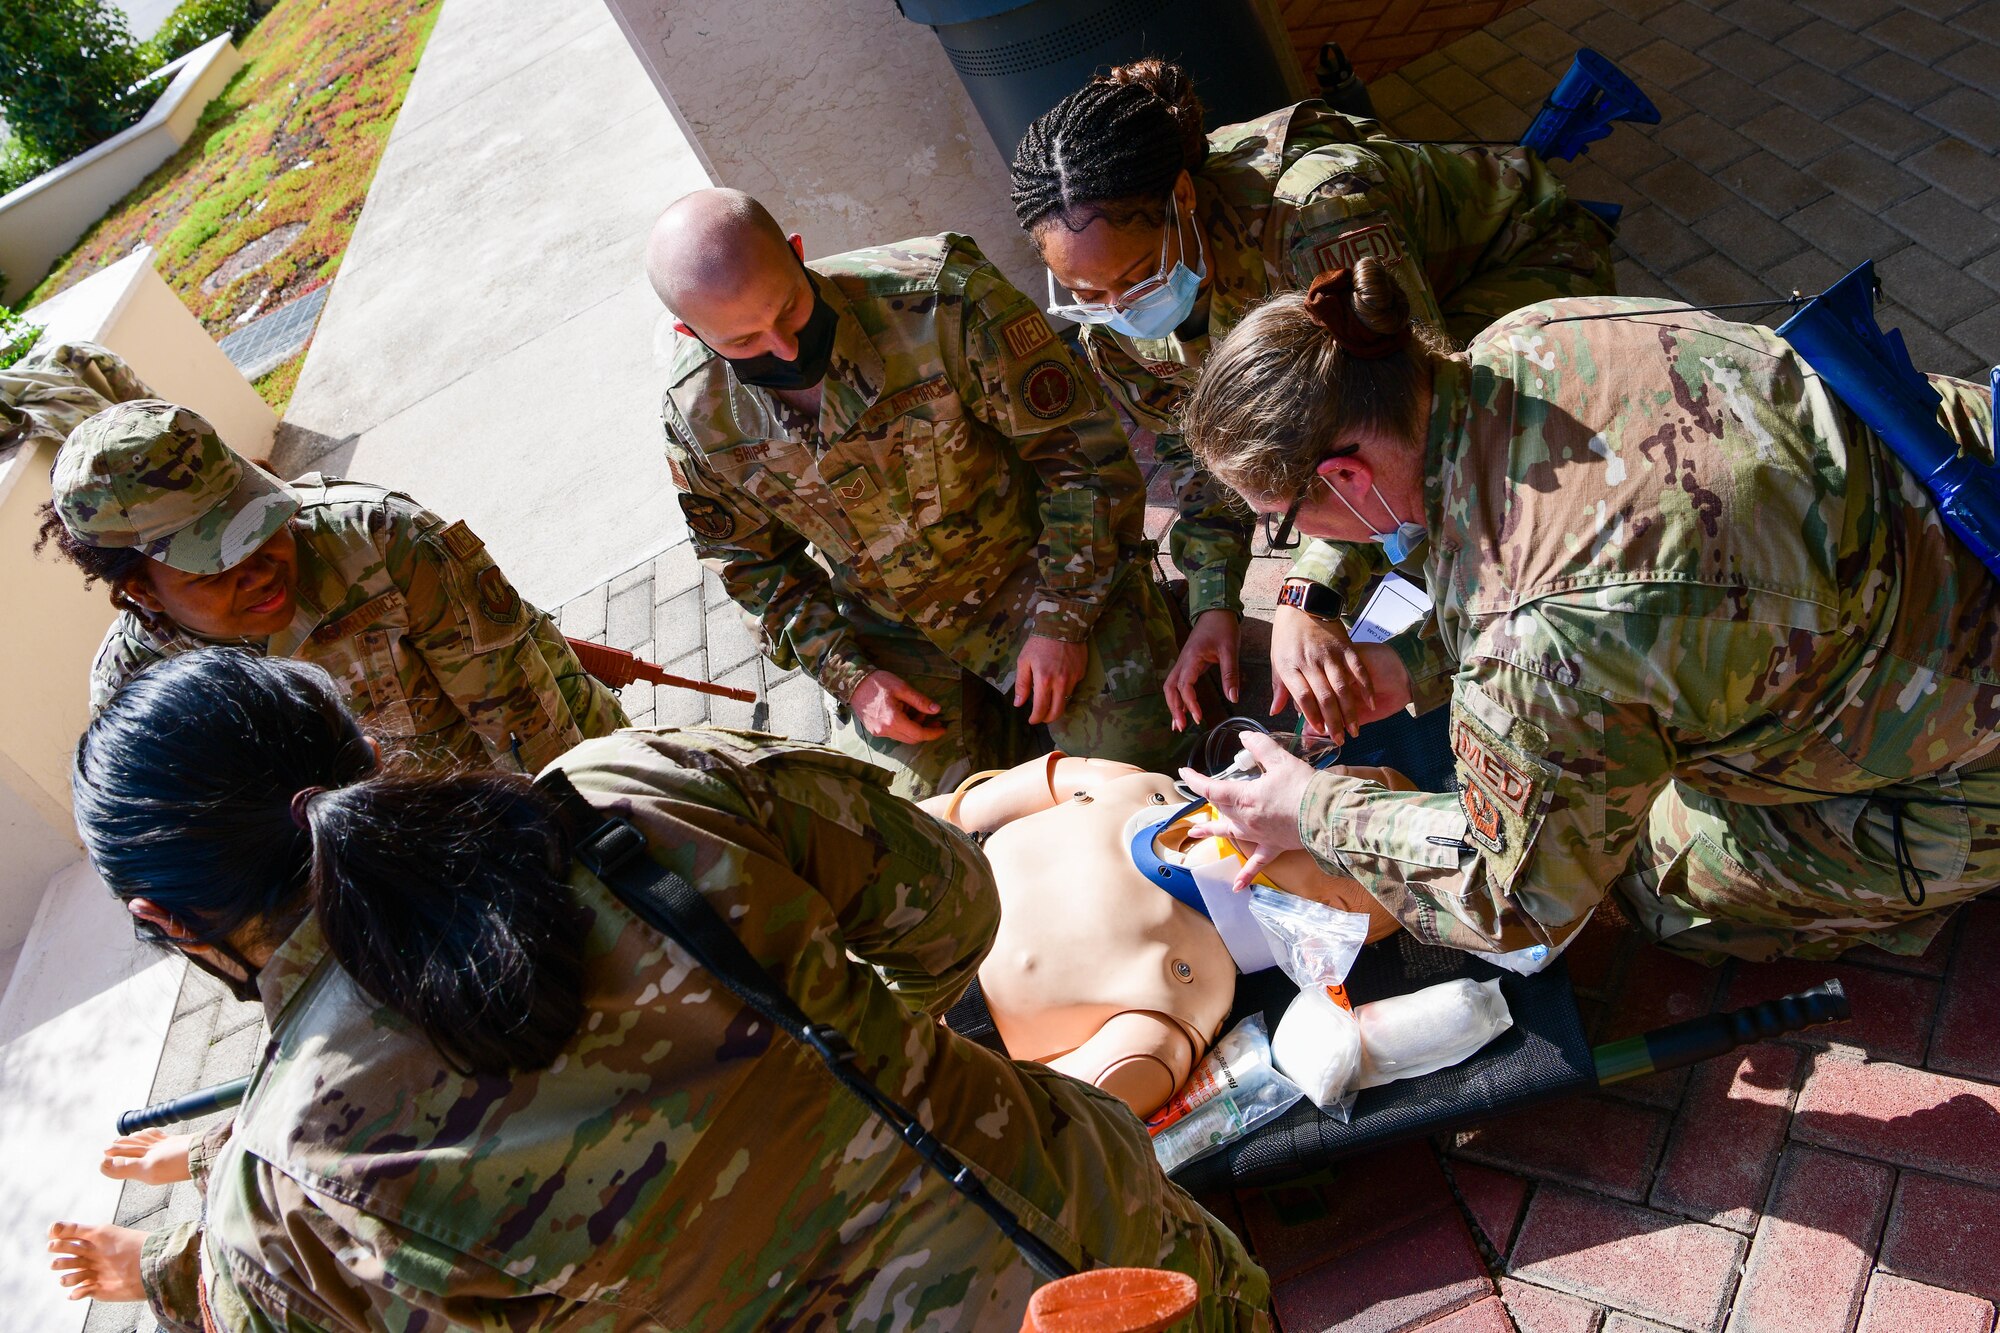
top-left (1011, 58), bottom-right (1208, 238)
top-left (74, 649), bottom-right (586, 1075)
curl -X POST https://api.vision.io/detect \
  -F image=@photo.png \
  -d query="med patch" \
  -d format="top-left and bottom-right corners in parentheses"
top-left (999, 310), bottom-right (1056, 360)
top-left (678, 493), bottom-right (737, 541)
top-left (1449, 693), bottom-right (1558, 889)
top-left (1309, 222), bottom-right (1404, 279)
top-left (437, 519), bottom-right (485, 562)
top-left (1021, 362), bottom-right (1077, 420)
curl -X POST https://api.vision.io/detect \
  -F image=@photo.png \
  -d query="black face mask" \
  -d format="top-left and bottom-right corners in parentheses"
top-left (717, 269), bottom-right (839, 391)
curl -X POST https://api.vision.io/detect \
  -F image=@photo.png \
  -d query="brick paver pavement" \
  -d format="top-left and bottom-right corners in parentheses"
top-left (107, 0), bottom-right (1998, 1325)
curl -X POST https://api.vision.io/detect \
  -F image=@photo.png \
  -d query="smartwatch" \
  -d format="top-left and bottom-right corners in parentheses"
top-left (1276, 578), bottom-right (1343, 620)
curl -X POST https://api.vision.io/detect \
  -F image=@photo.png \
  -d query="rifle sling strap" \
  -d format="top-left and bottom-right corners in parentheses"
top-left (533, 768), bottom-right (1079, 1282)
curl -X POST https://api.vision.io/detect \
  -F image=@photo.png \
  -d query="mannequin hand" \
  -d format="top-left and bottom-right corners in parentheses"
top-left (48, 1222), bottom-right (148, 1303)
top-left (849, 671), bottom-right (947, 743)
top-left (100, 1128), bottom-right (194, 1185)
top-left (1164, 609), bottom-right (1239, 731)
top-left (1014, 635), bottom-right (1087, 725)
top-left (1179, 732), bottom-right (1313, 891)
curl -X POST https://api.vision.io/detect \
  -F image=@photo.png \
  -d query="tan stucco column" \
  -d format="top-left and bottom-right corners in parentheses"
top-left (600, 0), bottom-right (1044, 288)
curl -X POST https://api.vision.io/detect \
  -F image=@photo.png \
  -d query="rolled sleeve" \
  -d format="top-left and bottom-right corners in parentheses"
top-left (140, 1222), bottom-right (206, 1333)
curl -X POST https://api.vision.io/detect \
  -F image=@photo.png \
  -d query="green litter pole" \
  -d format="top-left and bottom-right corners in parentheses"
top-left (118, 1076), bottom-right (251, 1135)
top-left (1594, 979), bottom-right (1849, 1086)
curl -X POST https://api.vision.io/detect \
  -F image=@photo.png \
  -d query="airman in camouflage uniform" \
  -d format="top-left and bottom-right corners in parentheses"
top-left (58, 402), bottom-right (625, 771)
top-left (662, 233), bottom-right (1181, 797)
top-left (1292, 299), bottom-right (2000, 963)
top-left (136, 728), bottom-right (1272, 1332)
top-left (1, 339), bottom-right (153, 451)
top-left (1089, 103), bottom-right (1618, 623)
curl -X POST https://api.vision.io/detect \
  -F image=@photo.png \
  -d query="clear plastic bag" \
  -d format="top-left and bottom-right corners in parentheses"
top-left (1247, 887), bottom-right (1371, 993)
top-left (1147, 1013), bottom-right (1305, 1173)
top-left (1249, 888), bottom-right (1373, 1120)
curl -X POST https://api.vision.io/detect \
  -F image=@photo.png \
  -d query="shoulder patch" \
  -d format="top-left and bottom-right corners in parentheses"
top-left (667, 454), bottom-right (691, 490)
top-left (437, 519), bottom-right (484, 562)
top-left (1021, 362), bottom-right (1077, 420)
top-left (999, 310), bottom-right (1056, 360)
top-left (1448, 700), bottom-right (1559, 890)
top-left (476, 567), bottom-right (521, 624)
top-left (679, 493), bottom-right (737, 541)
top-left (1309, 222), bottom-right (1404, 279)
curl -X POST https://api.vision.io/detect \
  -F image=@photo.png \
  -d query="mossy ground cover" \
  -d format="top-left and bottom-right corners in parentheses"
top-left (27, 0), bottom-right (442, 351)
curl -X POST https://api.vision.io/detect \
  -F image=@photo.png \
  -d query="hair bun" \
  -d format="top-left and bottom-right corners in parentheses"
top-left (1303, 264), bottom-right (1410, 360)
top-left (1102, 58), bottom-right (1207, 171)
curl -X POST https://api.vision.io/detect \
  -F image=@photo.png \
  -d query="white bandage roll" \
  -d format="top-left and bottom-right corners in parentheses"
top-left (1354, 977), bottom-right (1512, 1089)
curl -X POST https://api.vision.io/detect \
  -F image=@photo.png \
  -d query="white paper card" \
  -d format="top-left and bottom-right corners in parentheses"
top-left (1183, 839), bottom-right (1280, 974)
top-left (1348, 573), bottom-right (1431, 643)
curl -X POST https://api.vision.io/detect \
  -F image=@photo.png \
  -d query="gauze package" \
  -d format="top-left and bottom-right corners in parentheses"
top-left (1271, 982), bottom-right (1363, 1118)
top-left (1354, 977), bottom-right (1513, 1088)
top-left (1250, 888), bottom-right (1372, 1119)
top-left (1147, 1013), bottom-right (1304, 1173)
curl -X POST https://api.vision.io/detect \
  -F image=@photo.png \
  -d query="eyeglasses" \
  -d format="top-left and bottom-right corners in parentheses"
top-left (1266, 449), bottom-right (1360, 549)
top-left (1268, 475), bottom-right (1325, 551)
top-left (1044, 196), bottom-right (1199, 324)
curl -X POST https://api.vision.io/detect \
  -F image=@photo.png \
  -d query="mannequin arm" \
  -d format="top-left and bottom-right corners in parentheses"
top-left (1045, 1010), bottom-right (1197, 1118)
top-left (920, 753), bottom-right (1147, 834)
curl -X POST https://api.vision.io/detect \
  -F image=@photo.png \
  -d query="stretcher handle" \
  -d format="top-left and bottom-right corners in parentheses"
top-left (117, 1076), bottom-right (251, 1135)
top-left (567, 637), bottom-right (757, 703)
top-left (1594, 979), bottom-right (1849, 1085)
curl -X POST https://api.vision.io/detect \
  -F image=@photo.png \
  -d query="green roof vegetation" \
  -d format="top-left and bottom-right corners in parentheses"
top-left (25, 0), bottom-right (442, 342)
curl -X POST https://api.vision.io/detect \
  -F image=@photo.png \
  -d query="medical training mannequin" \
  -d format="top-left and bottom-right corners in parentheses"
top-left (923, 753), bottom-right (1410, 1118)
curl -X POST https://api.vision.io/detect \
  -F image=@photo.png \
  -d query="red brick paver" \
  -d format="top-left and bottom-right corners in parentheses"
top-left (1879, 1173), bottom-right (2000, 1304)
top-left (1454, 1162), bottom-right (1531, 1254)
top-left (1930, 902), bottom-right (2000, 1083)
top-left (1422, 1296), bottom-right (1519, 1332)
top-left (1452, 1096), bottom-right (1668, 1203)
top-left (1510, 1188), bottom-right (1746, 1331)
top-left (1243, 1144), bottom-right (1457, 1284)
top-left (1792, 1056), bottom-right (2000, 1187)
top-left (1272, 1206), bottom-right (1494, 1333)
top-left (1501, 1277), bottom-right (1605, 1333)
top-left (1725, 1147), bottom-right (1892, 1333)
top-left (1854, 1272), bottom-right (1996, 1333)
top-left (1650, 1043), bottom-right (1800, 1231)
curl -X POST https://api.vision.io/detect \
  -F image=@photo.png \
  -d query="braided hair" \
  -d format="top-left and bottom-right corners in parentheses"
top-left (1011, 59), bottom-right (1209, 240)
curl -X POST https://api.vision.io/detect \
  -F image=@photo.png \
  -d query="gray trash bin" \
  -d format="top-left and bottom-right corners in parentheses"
top-left (899, 0), bottom-right (1300, 162)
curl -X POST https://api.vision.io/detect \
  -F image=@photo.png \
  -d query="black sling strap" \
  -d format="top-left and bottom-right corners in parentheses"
top-left (534, 769), bottom-right (1080, 1283)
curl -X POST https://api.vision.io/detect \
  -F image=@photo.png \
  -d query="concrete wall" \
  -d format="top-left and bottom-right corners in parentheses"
top-left (0, 35), bottom-right (243, 304)
top-left (0, 252), bottom-right (276, 954)
top-left (28, 247), bottom-right (278, 458)
top-left (600, 0), bottom-right (1044, 292)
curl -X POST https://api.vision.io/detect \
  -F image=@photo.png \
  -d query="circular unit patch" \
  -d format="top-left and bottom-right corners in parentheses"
top-left (679, 493), bottom-right (737, 541)
top-left (1021, 362), bottom-right (1077, 420)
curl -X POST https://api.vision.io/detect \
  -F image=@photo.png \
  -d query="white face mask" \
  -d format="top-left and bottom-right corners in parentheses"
top-left (1328, 482), bottom-right (1428, 565)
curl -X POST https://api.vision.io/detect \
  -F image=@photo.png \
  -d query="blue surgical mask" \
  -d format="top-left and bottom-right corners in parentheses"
top-left (1046, 194), bottom-right (1207, 341)
top-left (1330, 482), bottom-right (1428, 566)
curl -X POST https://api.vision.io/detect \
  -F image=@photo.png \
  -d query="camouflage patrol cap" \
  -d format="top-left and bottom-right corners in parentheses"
top-left (52, 400), bottom-right (299, 575)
